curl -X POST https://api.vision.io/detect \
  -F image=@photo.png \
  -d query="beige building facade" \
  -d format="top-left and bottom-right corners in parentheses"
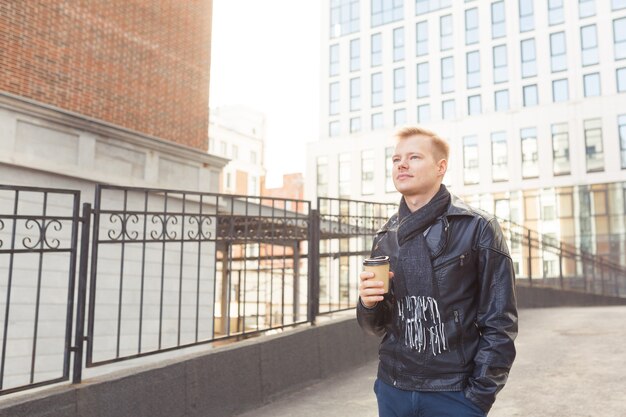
top-left (307, 0), bottom-right (626, 269)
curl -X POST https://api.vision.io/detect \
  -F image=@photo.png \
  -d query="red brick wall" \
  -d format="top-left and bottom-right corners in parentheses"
top-left (0, 0), bottom-right (211, 150)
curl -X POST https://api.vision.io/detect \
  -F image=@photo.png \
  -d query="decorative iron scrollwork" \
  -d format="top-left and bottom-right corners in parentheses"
top-left (187, 215), bottom-right (213, 240)
top-left (0, 218), bottom-right (4, 248)
top-left (150, 215), bottom-right (179, 240)
top-left (22, 219), bottom-right (62, 249)
top-left (107, 213), bottom-right (140, 241)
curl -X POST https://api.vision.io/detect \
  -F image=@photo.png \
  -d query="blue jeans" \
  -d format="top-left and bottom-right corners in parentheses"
top-left (374, 379), bottom-right (486, 417)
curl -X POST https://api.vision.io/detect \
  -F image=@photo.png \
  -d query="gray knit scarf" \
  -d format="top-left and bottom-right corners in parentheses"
top-left (395, 185), bottom-right (450, 355)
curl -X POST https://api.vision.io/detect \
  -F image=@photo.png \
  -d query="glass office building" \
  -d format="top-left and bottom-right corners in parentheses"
top-left (308, 0), bottom-right (626, 268)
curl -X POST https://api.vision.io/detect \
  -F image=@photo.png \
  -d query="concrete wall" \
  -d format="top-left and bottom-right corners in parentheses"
top-left (0, 316), bottom-right (379, 417)
top-left (516, 284), bottom-right (626, 308)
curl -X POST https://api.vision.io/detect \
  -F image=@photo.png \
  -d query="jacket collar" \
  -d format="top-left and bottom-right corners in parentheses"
top-left (445, 194), bottom-right (474, 217)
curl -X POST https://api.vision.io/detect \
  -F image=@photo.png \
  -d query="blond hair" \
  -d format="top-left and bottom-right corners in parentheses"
top-left (394, 126), bottom-right (450, 162)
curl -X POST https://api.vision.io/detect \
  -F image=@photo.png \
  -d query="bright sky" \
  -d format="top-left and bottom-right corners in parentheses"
top-left (209, 0), bottom-right (321, 187)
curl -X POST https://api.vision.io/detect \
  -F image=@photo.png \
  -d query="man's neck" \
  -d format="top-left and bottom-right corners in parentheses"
top-left (403, 185), bottom-right (441, 212)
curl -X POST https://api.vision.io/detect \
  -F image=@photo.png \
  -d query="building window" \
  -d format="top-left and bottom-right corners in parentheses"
top-left (466, 51), bottom-right (480, 89)
top-left (316, 156), bottom-right (329, 197)
top-left (232, 145), bottom-right (239, 160)
top-left (393, 27), bottom-right (405, 61)
top-left (330, 44), bottom-right (339, 76)
top-left (441, 56), bottom-right (454, 93)
top-left (584, 118), bottom-right (604, 172)
top-left (552, 79), bottom-right (569, 102)
top-left (350, 77), bottom-right (361, 111)
top-left (468, 95), bottom-right (482, 115)
top-left (417, 104), bottom-right (431, 123)
top-left (350, 38), bottom-right (360, 72)
top-left (619, 114), bottom-right (626, 169)
top-left (584, 73), bottom-right (601, 97)
top-left (491, 1), bottom-right (506, 39)
top-left (552, 122), bottom-right (570, 175)
top-left (618, 68), bottom-right (626, 92)
top-left (416, 21), bottom-right (428, 56)
top-left (220, 141), bottom-right (227, 156)
top-left (338, 153), bottom-right (351, 197)
top-left (372, 0), bottom-right (403, 28)
top-left (550, 32), bottom-right (567, 72)
top-left (361, 150), bottom-right (375, 195)
top-left (523, 84), bottom-right (538, 106)
top-left (416, 62), bottom-right (430, 98)
top-left (249, 176), bottom-right (258, 195)
top-left (615, 18), bottom-right (626, 60)
top-left (579, 0), bottom-right (595, 18)
top-left (329, 121), bottom-right (340, 137)
top-left (394, 67), bottom-right (406, 102)
top-left (614, 0), bottom-right (626, 11)
top-left (493, 45), bottom-right (508, 83)
top-left (385, 147), bottom-right (395, 192)
top-left (371, 112), bottom-right (384, 129)
top-left (465, 8), bottom-right (479, 45)
top-left (495, 89), bottom-right (510, 111)
top-left (225, 172), bottom-right (232, 189)
top-left (440, 15), bottom-right (453, 51)
top-left (521, 127), bottom-right (539, 178)
top-left (521, 38), bottom-right (537, 78)
top-left (442, 99), bottom-right (456, 120)
top-left (416, 0), bottom-right (453, 15)
top-left (463, 135), bottom-right (479, 185)
top-left (548, 0), bottom-right (564, 26)
top-left (371, 72), bottom-right (383, 107)
top-left (330, 82), bottom-right (340, 115)
top-left (250, 150), bottom-right (258, 164)
top-left (519, 0), bottom-right (534, 33)
top-left (491, 131), bottom-right (508, 182)
top-left (330, 0), bottom-right (360, 38)
top-left (581, 25), bottom-right (599, 66)
top-left (371, 33), bottom-right (382, 67)
top-left (394, 108), bottom-right (407, 126)
top-left (350, 117), bottom-right (361, 133)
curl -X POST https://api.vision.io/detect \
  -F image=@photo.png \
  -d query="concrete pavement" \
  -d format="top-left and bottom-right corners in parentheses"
top-left (235, 306), bottom-right (626, 417)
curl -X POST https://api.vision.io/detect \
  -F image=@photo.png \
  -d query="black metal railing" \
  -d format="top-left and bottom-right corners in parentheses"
top-left (87, 185), bottom-right (311, 367)
top-left (315, 197), bottom-right (397, 315)
top-left (1, 183), bottom-right (625, 396)
top-left (0, 185), bottom-right (86, 395)
top-left (500, 219), bottom-right (626, 296)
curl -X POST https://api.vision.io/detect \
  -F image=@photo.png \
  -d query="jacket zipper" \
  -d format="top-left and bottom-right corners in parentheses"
top-left (453, 310), bottom-right (467, 366)
top-left (433, 252), bottom-right (468, 271)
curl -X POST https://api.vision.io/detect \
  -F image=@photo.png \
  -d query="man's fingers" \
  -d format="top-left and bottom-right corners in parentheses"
top-left (360, 271), bottom-right (375, 281)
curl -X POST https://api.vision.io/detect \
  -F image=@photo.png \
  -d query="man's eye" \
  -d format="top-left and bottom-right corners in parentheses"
top-left (392, 159), bottom-right (400, 163)
top-left (410, 155), bottom-right (419, 159)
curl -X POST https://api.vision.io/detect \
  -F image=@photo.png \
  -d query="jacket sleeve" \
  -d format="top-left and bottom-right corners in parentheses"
top-left (356, 231), bottom-right (394, 337)
top-left (464, 218), bottom-right (518, 413)
top-left (356, 296), bottom-right (392, 337)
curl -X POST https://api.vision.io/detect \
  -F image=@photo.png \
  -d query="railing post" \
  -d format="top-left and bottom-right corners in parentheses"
top-left (559, 242), bottom-right (564, 289)
top-left (527, 229), bottom-right (532, 286)
top-left (599, 258), bottom-right (605, 296)
top-left (308, 209), bottom-right (320, 325)
top-left (72, 203), bottom-right (91, 384)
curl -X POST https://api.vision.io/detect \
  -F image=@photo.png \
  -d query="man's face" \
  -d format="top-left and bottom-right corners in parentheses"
top-left (392, 134), bottom-right (446, 198)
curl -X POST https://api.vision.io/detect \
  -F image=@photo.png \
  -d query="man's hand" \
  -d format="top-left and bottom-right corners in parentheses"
top-left (358, 270), bottom-right (394, 308)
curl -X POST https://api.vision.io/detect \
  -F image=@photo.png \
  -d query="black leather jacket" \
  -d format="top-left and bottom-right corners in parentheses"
top-left (357, 195), bottom-right (518, 413)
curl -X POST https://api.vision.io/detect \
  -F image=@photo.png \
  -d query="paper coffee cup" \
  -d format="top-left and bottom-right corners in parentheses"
top-left (363, 256), bottom-right (390, 293)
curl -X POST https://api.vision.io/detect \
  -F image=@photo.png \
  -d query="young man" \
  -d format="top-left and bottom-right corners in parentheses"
top-left (357, 126), bottom-right (517, 417)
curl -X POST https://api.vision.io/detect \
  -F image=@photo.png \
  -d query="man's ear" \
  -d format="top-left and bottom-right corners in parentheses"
top-left (437, 159), bottom-right (448, 176)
